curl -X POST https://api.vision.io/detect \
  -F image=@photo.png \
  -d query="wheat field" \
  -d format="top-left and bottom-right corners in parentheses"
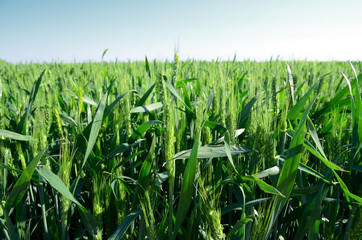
top-left (0, 58), bottom-right (361, 239)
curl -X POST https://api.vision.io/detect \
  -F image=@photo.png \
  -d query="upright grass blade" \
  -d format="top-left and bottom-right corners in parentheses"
top-left (82, 84), bottom-right (109, 165)
top-left (101, 48), bottom-right (108, 61)
top-left (181, 85), bottom-right (193, 115)
top-left (306, 117), bottom-right (328, 159)
top-left (5, 148), bottom-right (46, 210)
top-left (341, 71), bottom-right (362, 171)
top-left (16, 70), bottom-right (45, 134)
top-left (1, 202), bottom-right (18, 240)
top-left (172, 128), bottom-right (201, 240)
top-left (137, 135), bottom-right (156, 189)
top-left (37, 178), bottom-right (49, 240)
top-left (294, 186), bottom-right (324, 239)
top-left (135, 137), bottom-right (157, 238)
top-left (136, 83), bottom-right (156, 106)
top-left (224, 130), bottom-right (237, 172)
top-left (0, 129), bottom-right (34, 142)
top-left (286, 63), bottom-right (295, 105)
top-left (145, 56), bottom-right (151, 79)
top-left (288, 83), bottom-right (317, 121)
top-left (349, 64), bottom-right (362, 169)
top-left (72, 79), bottom-right (115, 192)
top-left (312, 78), bottom-right (356, 118)
top-left (237, 91), bottom-right (263, 129)
top-left (205, 87), bottom-right (214, 113)
top-left (103, 91), bottom-right (130, 119)
top-left (341, 72), bottom-right (354, 101)
top-left (0, 76), bottom-right (2, 99)
top-left (265, 96), bottom-right (316, 239)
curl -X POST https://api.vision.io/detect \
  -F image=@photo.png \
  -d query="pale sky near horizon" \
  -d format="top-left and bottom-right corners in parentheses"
top-left (1, 0), bottom-right (362, 63)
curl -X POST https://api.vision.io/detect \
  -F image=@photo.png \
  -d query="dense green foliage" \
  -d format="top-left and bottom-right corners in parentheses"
top-left (0, 58), bottom-right (361, 239)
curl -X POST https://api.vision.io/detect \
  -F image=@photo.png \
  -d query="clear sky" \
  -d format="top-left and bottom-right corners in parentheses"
top-left (1, 0), bottom-right (362, 63)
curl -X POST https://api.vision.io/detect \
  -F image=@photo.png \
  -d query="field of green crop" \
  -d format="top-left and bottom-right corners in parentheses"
top-left (0, 58), bottom-right (361, 239)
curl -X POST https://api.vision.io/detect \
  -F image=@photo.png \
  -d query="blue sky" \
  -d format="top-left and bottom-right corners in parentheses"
top-left (1, 0), bottom-right (362, 63)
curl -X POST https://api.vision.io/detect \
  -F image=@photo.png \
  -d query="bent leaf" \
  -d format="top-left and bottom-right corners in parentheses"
top-left (174, 145), bottom-right (253, 160)
top-left (37, 166), bottom-right (83, 207)
top-left (130, 102), bottom-right (163, 113)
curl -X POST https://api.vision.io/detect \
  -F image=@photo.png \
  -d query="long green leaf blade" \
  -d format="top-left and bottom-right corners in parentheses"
top-left (243, 175), bottom-right (284, 197)
top-left (136, 83), bottom-right (156, 106)
top-left (104, 91), bottom-right (130, 118)
top-left (0, 76), bottom-right (2, 99)
top-left (164, 79), bottom-right (194, 113)
top-left (172, 129), bottom-right (201, 239)
top-left (265, 96), bottom-right (316, 239)
top-left (0, 129), bottom-right (34, 141)
top-left (5, 148), bottom-right (46, 210)
top-left (224, 131), bottom-right (237, 173)
top-left (130, 120), bottom-right (162, 140)
top-left (36, 166), bottom-right (83, 207)
top-left (16, 70), bottom-right (45, 134)
top-left (173, 145), bottom-right (253, 160)
top-left (137, 136), bottom-right (156, 189)
top-left (82, 85), bottom-right (108, 168)
top-left (237, 91), bottom-right (263, 128)
top-left (108, 208), bottom-right (142, 240)
top-left (288, 83), bottom-right (317, 121)
top-left (130, 102), bottom-right (163, 113)
top-left (286, 63), bottom-right (295, 105)
top-left (333, 170), bottom-right (362, 204)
